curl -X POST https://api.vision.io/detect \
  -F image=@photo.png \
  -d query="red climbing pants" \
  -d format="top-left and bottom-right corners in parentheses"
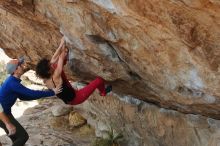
top-left (69, 77), bottom-right (106, 105)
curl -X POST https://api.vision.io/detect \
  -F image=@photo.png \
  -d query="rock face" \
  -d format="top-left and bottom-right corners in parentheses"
top-left (1, 0), bottom-right (220, 145)
top-left (80, 92), bottom-right (220, 146)
top-left (68, 111), bottom-right (87, 127)
top-left (0, 98), bottom-right (95, 146)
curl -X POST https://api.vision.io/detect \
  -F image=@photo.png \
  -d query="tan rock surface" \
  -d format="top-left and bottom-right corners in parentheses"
top-left (0, 98), bottom-right (95, 146)
top-left (80, 92), bottom-right (220, 146)
top-left (69, 111), bottom-right (87, 127)
top-left (1, 0), bottom-right (220, 145)
top-left (1, 0), bottom-right (220, 119)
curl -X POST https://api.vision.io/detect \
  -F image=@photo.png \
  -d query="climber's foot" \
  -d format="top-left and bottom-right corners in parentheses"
top-left (100, 85), bottom-right (112, 96)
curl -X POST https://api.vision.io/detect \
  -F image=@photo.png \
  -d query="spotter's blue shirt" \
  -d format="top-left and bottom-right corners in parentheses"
top-left (0, 75), bottom-right (55, 114)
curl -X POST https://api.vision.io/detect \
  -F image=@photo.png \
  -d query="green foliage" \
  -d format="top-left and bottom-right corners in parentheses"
top-left (92, 126), bottom-right (123, 146)
top-left (93, 138), bottom-right (112, 146)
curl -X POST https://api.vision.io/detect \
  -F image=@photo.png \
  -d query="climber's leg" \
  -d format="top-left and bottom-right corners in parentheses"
top-left (69, 77), bottom-right (112, 105)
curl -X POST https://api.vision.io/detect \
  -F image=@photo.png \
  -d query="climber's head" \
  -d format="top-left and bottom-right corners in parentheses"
top-left (36, 58), bottom-right (53, 79)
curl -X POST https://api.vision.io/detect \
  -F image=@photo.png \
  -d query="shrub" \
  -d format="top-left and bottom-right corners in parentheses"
top-left (92, 127), bottom-right (123, 146)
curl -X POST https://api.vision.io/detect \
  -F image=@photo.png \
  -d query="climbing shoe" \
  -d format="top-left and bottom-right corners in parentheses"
top-left (100, 85), bottom-right (112, 96)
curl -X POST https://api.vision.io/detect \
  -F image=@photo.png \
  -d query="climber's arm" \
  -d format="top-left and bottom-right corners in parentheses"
top-left (53, 48), bottom-right (67, 79)
top-left (51, 37), bottom-right (65, 64)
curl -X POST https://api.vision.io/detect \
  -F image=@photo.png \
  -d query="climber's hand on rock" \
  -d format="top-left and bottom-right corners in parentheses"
top-left (52, 85), bottom-right (63, 95)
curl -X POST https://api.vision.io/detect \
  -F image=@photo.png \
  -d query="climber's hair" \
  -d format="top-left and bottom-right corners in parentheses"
top-left (35, 58), bottom-right (52, 79)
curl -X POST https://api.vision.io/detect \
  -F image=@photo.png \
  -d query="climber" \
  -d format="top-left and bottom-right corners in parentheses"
top-left (35, 37), bottom-right (112, 105)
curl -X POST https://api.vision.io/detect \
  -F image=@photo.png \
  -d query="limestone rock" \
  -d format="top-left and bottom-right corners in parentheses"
top-left (69, 111), bottom-right (87, 127)
top-left (50, 116), bottom-right (69, 129)
top-left (80, 93), bottom-right (220, 146)
top-left (0, 98), bottom-right (95, 146)
top-left (51, 104), bottom-right (73, 117)
top-left (1, 0), bottom-right (220, 119)
top-left (11, 0), bottom-right (33, 5)
top-left (1, 0), bottom-right (220, 145)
